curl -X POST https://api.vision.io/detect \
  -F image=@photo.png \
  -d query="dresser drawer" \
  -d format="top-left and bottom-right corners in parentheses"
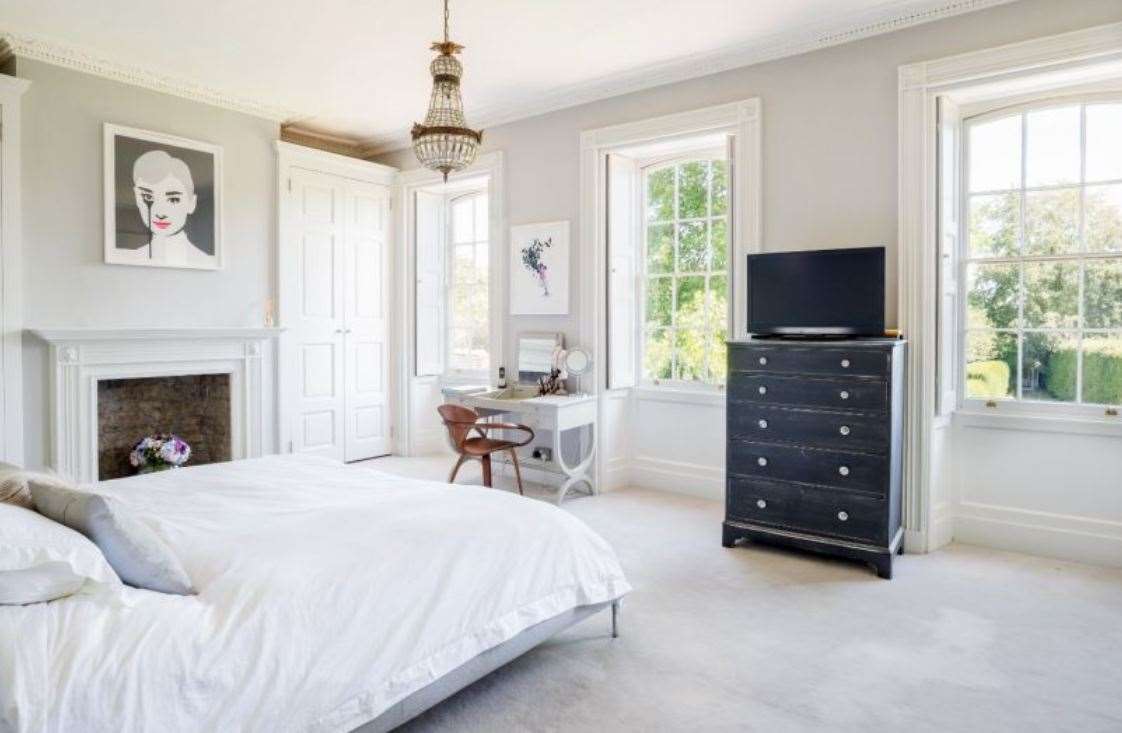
top-left (727, 478), bottom-right (887, 545)
top-left (729, 374), bottom-right (888, 413)
top-left (728, 440), bottom-right (887, 494)
top-left (730, 345), bottom-right (889, 377)
top-left (728, 406), bottom-right (888, 452)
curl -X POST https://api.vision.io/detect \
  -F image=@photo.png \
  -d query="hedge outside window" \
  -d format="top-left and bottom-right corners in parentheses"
top-left (447, 192), bottom-right (490, 374)
top-left (642, 157), bottom-right (730, 386)
top-left (964, 100), bottom-right (1122, 406)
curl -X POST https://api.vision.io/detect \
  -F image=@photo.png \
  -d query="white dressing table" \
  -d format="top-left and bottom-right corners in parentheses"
top-left (445, 387), bottom-right (597, 504)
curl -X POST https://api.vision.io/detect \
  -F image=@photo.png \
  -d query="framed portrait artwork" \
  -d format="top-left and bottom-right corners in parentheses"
top-left (510, 220), bottom-right (570, 315)
top-left (103, 124), bottom-right (222, 270)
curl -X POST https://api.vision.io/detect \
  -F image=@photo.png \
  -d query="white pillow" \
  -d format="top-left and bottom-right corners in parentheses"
top-left (0, 461), bottom-right (34, 509)
top-left (0, 561), bottom-right (86, 605)
top-left (0, 502), bottom-right (121, 587)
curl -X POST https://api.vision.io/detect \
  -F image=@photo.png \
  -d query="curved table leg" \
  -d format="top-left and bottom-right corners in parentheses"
top-left (554, 422), bottom-right (596, 505)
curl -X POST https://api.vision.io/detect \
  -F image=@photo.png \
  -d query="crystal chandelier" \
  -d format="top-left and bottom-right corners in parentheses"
top-left (412, 0), bottom-right (482, 180)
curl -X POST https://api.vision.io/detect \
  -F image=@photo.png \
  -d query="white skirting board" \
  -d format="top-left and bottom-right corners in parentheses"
top-left (952, 502), bottom-right (1122, 569)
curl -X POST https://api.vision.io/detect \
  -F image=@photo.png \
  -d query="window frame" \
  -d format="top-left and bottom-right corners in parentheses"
top-left (637, 148), bottom-right (731, 392)
top-left (443, 188), bottom-right (491, 381)
top-left (958, 93), bottom-right (1122, 417)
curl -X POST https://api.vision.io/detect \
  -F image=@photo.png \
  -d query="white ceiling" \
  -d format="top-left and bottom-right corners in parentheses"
top-left (0, 0), bottom-right (1010, 152)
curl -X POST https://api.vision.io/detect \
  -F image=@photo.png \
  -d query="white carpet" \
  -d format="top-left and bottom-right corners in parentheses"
top-left (359, 454), bottom-right (1122, 732)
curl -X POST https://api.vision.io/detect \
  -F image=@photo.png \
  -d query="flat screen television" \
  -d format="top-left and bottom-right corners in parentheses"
top-left (746, 247), bottom-right (885, 337)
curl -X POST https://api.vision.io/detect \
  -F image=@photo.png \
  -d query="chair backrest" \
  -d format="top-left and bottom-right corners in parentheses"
top-left (437, 403), bottom-right (480, 451)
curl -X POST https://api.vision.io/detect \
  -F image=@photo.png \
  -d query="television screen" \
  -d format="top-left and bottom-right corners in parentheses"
top-left (747, 247), bottom-right (885, 336)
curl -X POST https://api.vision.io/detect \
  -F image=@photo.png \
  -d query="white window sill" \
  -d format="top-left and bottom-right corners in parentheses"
top-left (632, 386), bottom-right (726, 407)
top-left (954, 408), bottom-right (1122, 438)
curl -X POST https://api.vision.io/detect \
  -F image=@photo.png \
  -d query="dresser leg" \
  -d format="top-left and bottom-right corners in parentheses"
top-left (874, 556), bottom-right (893, 580)
top-left (722, 523), bottom-right (738, 548)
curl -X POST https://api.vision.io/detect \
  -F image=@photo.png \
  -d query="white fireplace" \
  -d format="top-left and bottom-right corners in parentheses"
top-left (30, 328), bottom-right (280, 483)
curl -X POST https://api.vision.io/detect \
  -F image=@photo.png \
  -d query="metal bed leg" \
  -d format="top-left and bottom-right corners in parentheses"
top-left (610, 600), bottom-right (620, 638)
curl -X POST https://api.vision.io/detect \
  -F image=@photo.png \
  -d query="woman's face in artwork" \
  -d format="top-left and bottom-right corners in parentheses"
top-left (133, 173), bottom-right (197, 237)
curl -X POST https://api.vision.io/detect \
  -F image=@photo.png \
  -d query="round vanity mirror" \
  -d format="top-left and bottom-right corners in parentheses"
top-left (563, 348), bottom-right (592, 376)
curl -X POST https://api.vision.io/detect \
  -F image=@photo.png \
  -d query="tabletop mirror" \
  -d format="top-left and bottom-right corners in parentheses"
top-left (517, 332), bottom-right (563, 384)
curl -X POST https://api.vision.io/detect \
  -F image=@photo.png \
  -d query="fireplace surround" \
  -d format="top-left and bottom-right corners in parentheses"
top-left (30, 328), bottom-right (280, 483)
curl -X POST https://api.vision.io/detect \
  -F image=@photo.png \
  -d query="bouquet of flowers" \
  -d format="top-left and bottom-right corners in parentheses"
top-left (520, 236), bottom-right (552, 296)
top-left (129, 434), bottom-right (191, 473)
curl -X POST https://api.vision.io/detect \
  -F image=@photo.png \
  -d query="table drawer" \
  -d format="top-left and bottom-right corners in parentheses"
top-left (727, 478), bottom-right (887, 545)
top-left (730, 345), bottom-right (889, 377)
top-left (729, 374), bottom-right (887, 413)
top-left (727, 406), bottom-right (888, 452)
top-left (728, 440), bottom-right (887, 494)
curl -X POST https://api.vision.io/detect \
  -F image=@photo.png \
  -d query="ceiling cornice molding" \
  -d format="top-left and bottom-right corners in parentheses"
top-left (363, 0), bottom-right (1018, 154)
top-left (4, 0), bottom-right (1015, 152)
top-left (0, 30), bottom-right (297, 121)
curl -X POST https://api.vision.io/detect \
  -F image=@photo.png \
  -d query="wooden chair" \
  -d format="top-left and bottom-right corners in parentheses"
top-left (437, 404), bottom-right (536, 494)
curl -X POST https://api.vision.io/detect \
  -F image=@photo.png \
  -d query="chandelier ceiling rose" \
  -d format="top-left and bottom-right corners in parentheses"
top-left (411, 0), bottom-right (482, 180)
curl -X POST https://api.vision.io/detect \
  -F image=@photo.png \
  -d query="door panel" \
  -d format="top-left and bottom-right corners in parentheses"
top-left (344, 181), bottom-right (391, 461)
top-left (290, 170), bottom-right (345, 459)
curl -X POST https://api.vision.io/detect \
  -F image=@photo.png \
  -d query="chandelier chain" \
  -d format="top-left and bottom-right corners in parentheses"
top-left (443, 0), bottom-right (450, 43)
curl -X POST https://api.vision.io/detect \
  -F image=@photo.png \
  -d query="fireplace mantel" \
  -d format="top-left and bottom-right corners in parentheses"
top-left (28, 327), bottom-right (282, 482)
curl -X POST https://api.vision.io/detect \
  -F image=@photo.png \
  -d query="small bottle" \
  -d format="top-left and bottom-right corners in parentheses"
top-left (497, 366), bottom-right (507, 389)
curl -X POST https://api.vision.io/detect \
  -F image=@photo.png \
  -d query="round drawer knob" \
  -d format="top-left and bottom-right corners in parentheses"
top-left (839, 425), bottom-right (851, 436)
top-left (839, 465), bottom-right (850, 477)
top-left (759, 356), bottom-right (768, 365)
top-left (758, 419), bottom-right (768, 429)
top-left (841, 358), bottom-right (851, 368)
top-left (756, 499), bottom-right (767, 509)
top-left (757, 457), bottom-right (768, 467)
top-left (758, 385), bottom-right (768, 395)
top-left (840, 390), bottom-right (850, 400)
top-left (838, 511), bottom-right (849, 522)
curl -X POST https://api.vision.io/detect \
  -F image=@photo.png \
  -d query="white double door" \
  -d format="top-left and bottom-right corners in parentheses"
top-left (289, 168), bottom-right (391, 462)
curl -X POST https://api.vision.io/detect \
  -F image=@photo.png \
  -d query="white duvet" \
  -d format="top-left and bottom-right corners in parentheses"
top-left (0, 455), bottom-right (630, 732)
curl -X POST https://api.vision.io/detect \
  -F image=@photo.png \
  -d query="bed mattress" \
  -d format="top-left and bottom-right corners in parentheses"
top-left (0, 454), bottom-right (630, 732)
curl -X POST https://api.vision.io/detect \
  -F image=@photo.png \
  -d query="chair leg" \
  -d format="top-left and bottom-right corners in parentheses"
top-left (448, 454), bottom-right (468, 484)
top-left (481, 454), bottom-right (493, 488)
top-left (509, 448), bottom-right (524, 495)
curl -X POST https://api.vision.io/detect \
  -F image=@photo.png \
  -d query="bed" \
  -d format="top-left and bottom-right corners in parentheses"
top-left (0, 454), bottom-right (631, 732)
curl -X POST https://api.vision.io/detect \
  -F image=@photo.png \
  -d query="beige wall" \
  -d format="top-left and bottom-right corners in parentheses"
top-left (377, 0), bottom-right (1122, 366)
top-left (14, 59), bottom-right (280, 467)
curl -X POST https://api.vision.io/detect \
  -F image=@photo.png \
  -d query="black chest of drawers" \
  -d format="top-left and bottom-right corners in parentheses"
top-left (723, 338), bottom-right (906, 579)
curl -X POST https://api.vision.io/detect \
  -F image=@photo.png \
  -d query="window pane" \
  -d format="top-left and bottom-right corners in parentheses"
top-left (969, 115), bottom-right (1021, 192)
top-left (1084, 259), bottom-right (1122, 329)
top-left (677, 161), bottom-right (708, 219)
top-left (675, 276), bottom-right (706, 328)
top-left (645, 277), bottom-right (673, 328)
top-left (452, 198), bottom-right (473, 244)
top-left (965, 331), bottom-right (1016, 399)
top-left (708, 275), bottom-right (729, 382)
top-left (1085, 184), bottom-right (1122, 252)
top-left (646, 167), bottom-right (674, 223)
top-left (644, 329), bottom-right (673, 379)
top-left (1082, 333), bottom-right (1122, 406)
top-left (474, 242), bottom-right (488, 272)
top-left (1086, 103), bottom-right (1122, 183)
top-left (674, 329), bottom-right (707, 382)
top-left (1022, 331), bottom-right (1078, 403)
top-left (712, 160), bottom-right (728, 216)
top-left (1025, 106), bottom-right (1080, 188)
top-left (453, 244), bottom-right (474, 277)
top-left (678, 221), bottom-right (708, 272)
top-left (1023, 260), bottom-right (1079, 329)
top-left (473, 196), bottom-right (489, 241)
top-left (1024, 188), bottom-right (1079, 255)
top-left (967, 262), bottom-right (1019, 329)
top-left (708, 332), bottom-right (728, 384)
top-left (647, 224), bottom-right (674, 273)
top-left (968, 193), bottom-right (1020, 257)
top-left (712, 218), bottom-right (728, 272)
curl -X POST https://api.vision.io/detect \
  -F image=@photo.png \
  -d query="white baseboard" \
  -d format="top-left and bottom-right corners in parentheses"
top-left (411, 429), bottom-right (446, 456)
top-left (929, 501), bottom-right (955, 551)
top-left (602, 457), bottom-right (631, 492)
top-left (631, 455), bottom-right (723, 500)
top-left (953, 501), bottom-right (1122, 568)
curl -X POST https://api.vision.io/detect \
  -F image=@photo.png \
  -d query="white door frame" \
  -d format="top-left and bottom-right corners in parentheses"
top-left (0, 74), bottom-right (31, 464)
top-left (275, 141), bottom-right (397, 455)
top-left (394, 152), bottom-right (506, 456)
top-left (578, 100), bottom-right (762, 491)
top-left (897, 20), bottom-right (1122, 552)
